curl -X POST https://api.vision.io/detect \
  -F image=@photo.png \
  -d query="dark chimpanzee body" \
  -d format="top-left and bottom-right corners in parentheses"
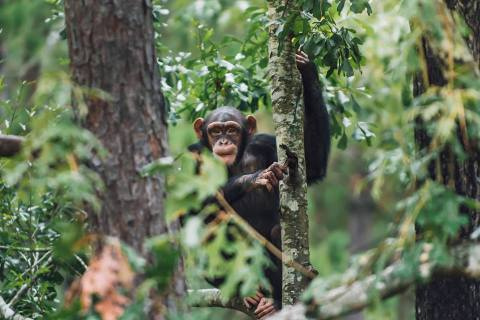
top-left (188, 52), bottom-right (330, 318)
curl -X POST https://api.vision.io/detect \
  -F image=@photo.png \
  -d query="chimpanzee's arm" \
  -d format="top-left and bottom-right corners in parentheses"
top-left (221, 174), bottom-right (258, 204)
top-left (221, 165), bottom-right (284, 203)
top-left (299, 61), bottom-right (330, 183)
top-left (222, 134), bottom-right (281, 202)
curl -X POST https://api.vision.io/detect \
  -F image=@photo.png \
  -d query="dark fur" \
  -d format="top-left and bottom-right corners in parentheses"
top-left (188, 61), bottom-right (330, 307)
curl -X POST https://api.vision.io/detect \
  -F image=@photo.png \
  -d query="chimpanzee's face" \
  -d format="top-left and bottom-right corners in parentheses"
top-left (206, 120), bottom-right (242, 165)
top-left (193, 107), bottom-right (257, 167)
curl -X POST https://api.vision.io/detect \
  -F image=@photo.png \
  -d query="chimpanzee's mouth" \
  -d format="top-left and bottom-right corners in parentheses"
top-left (214, 145), bottom-right (237, 156)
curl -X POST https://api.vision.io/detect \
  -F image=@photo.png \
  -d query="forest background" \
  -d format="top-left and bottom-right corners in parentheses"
top-left (0, 0), bottom-right (479, 320)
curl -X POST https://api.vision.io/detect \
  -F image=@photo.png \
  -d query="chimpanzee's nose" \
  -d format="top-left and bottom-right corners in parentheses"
top-left (219, 138), bottom-right (230, 145)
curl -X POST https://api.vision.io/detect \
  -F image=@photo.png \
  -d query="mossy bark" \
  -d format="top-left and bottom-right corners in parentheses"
top-left (267, 0), bottom-right (311, 306)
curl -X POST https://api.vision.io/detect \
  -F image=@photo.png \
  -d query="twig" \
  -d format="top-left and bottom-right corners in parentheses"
top-left (8, 255), bottom-right (53, 307)
top-left (0, 296), bottom-right (32, 320)
top-left (75, 254), bottom-right (88, 271)
top-left (0, 245), bottom-right (50, 252)
top-left (216, 192), bottom-right (316, 279)
top-left (19, 251), bottom-right (51, 279)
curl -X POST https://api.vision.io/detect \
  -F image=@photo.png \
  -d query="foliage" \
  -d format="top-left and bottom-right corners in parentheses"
top-left (1, 0), bottom-right (480, 319)
top-left (155, 5), bottom-right (271, 122)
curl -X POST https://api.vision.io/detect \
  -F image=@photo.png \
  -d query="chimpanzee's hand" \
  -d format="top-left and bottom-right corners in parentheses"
top-left (243, 291), bottom-right (264, 309)
top-left (296, 51), bottom-right (315, 74)
top-left (254, 297), bottom-right (277, 319)
top-left (253, 162), bottom-right (287, 192)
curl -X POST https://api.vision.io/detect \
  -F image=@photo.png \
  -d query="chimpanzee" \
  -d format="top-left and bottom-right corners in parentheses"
top-left (188, 51), bottom-right (330, 318)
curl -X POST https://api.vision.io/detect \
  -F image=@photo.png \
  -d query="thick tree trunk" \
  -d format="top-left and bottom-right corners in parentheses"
top-left (267, 0), bottom-right (311, 306)
top-left (64, 0), bottom-right (185, 318)
top-left (414, 5), bottom-right (480, 319)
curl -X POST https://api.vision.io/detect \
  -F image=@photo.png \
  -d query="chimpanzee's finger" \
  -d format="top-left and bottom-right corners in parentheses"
top-left (254, 298), bottom-right (266, 314)
top-left (295, 54), bottom-right (308, 65)
top-left (266, 171), bottom-right (278, 186)
top-left (244, 297), bottom-right (258, 308)
top-left (247, 297), bottom-right (259, 304)
top-left (299, 50), bottom-right (309, 59)
top-left (255, 178), bottom-right (268, 188)
top-left (255, 291), bottom-right (265, 299)
top-left (258, 305), bottom-right (276, 319)
top-left (265, 182), bottom-right (273, 192)
top-left (274, 162), bottom-right (288, 173)
top-left (255, 298), bottom-right (276, 318)
top-left (269, 162), bottom-right (288, 175)
top-left (270, 165), bottom-right (285, 180)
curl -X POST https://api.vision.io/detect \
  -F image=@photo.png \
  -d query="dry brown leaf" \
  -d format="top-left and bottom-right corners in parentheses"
top-left (95, 291), bottom-right (130, 320)
top-left (65, 240), bottom-right (135, 320)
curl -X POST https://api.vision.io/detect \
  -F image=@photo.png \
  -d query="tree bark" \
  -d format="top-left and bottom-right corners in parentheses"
top-left (268, 242), bottom-right (480, 320)
top-left (267, 0), bottom-right (311, 306)
top-left (188, 289), bottom-right (256, 319)
top-left (414, 4), bottom-right (480, 319)
top-left (63, 0), bottom-right (185, 317)
top-left (445, 0), bottom-right (480, 64)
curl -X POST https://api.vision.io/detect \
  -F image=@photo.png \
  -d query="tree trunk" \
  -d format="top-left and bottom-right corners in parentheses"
top-left (267, 0), bottom-right (311, 306)
top-left (445, 0), bottom-right (480, 65)
top-left (414, 4), bottom-right (480, 319)
top-left (64, 0), bottom-right (185, 317)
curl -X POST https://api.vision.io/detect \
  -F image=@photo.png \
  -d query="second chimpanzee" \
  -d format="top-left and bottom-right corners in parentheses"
top-left (188, 52), bottom-right (330, 318)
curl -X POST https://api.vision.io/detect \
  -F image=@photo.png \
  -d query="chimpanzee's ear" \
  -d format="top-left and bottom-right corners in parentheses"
top-left (193, 118), bottom-right (205, 139)
top-left (246, 115), bottom-right (257, 136)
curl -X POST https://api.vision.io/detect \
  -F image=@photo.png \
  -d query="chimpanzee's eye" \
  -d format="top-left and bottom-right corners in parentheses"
top-left (226, 127), bottom-right (239, 135)
top-left (210, 128), bottom-right (222, 136)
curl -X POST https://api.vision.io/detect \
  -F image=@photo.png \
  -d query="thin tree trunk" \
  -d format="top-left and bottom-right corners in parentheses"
top-left (267, 0), bottom-right (310, 306)
top-left (64, 0), bottom-right (185, 318)
top-left (414, 3), bottom-right (480, 319)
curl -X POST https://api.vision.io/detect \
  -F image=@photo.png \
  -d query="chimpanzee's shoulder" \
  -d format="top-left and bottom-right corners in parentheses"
top-left (245, 134), bottom-right (277, 163)
top-left (249, 133), bottom-right (276, 148)
top-left (187, 141), bottom-right (204, 153)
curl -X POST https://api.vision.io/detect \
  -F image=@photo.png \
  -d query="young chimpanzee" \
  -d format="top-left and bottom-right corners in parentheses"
top-left (188, 52), bottom-right (330, 318)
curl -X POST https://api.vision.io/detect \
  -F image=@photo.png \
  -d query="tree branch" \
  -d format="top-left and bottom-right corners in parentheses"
top-left (0, 245), bottom-right (50, 252)
top-left (266, 242), bottom-right (480, 319)
top-left (7, 255), bottom-right (53, 307)
top-left (0, 134), bottom-right (24, 157)
top-left (188, 289), bottom-right (256, 318)
top-left (0, 296), bottom-right (32, 320)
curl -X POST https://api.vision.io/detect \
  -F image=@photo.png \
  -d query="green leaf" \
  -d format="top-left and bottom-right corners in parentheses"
top-left (337, 0), bottom-right (346, 13)
top-left (341, 60), bottom-right (354, 77)
top-left (350, 0), bottom-right (372, 15)
top-left (337, 131), bottom-right (348, 149)
top-left (145, 235), bottom-right (179, 292)
top-left (141, 156), bottom-right (175, 177)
